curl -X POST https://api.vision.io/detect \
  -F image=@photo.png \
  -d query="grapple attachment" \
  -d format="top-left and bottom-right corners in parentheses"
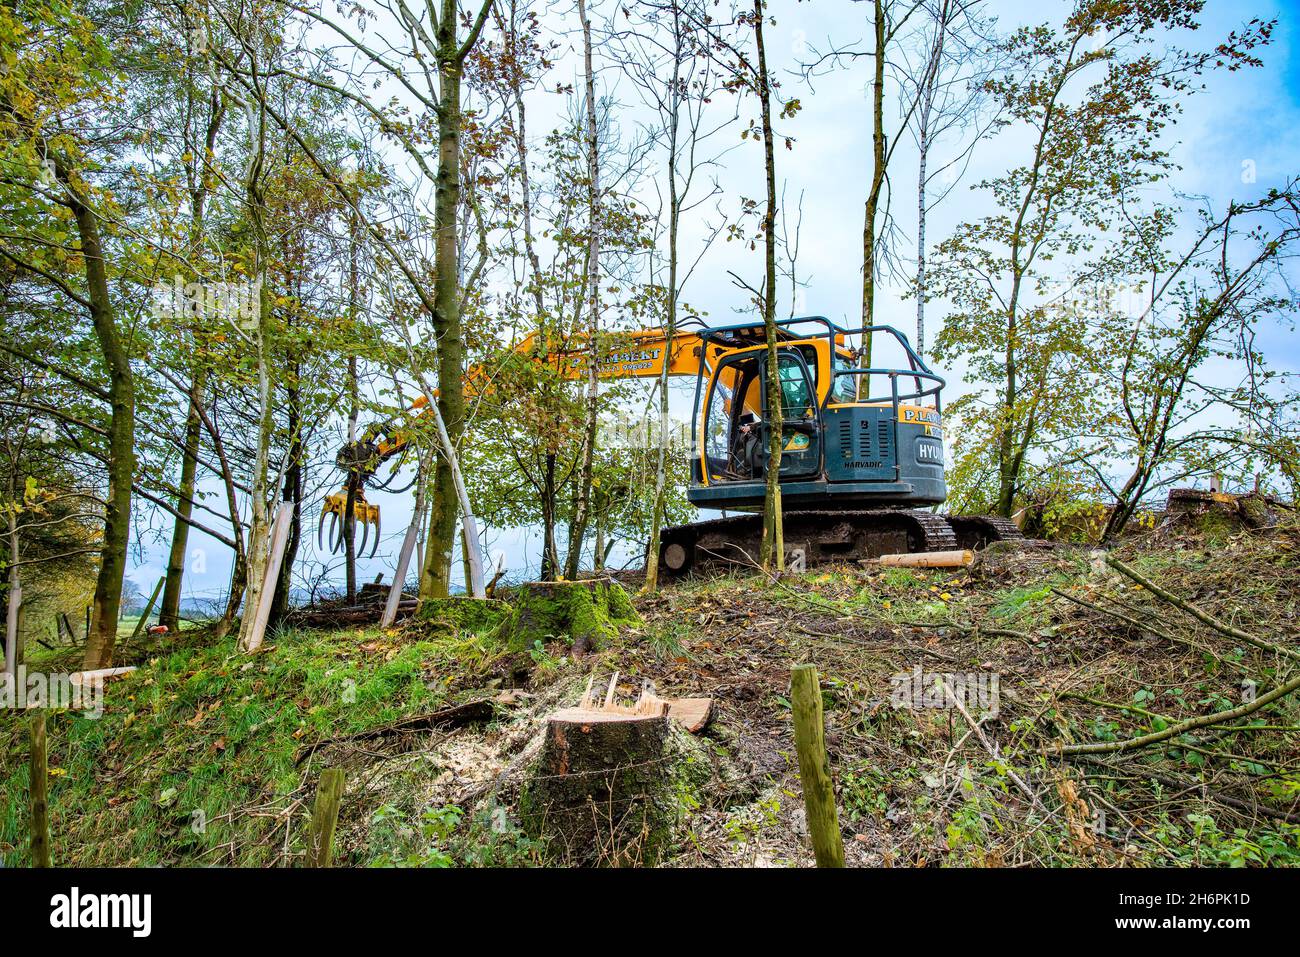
top-left (317, 489), bottom-right (381, 558)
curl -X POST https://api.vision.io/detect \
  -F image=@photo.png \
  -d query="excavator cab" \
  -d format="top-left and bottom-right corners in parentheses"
top-left (688, 318), bottom-right (946, 511)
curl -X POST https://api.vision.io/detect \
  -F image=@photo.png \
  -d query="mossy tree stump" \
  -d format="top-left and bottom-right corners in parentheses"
top-left (522, 707), bottom-right (672, 866)
top-left (503, 578), bottom-right (639, 655)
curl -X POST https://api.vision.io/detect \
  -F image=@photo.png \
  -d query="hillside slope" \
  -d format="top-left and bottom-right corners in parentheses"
top-left (3, 519), bottom-right (1298, 867)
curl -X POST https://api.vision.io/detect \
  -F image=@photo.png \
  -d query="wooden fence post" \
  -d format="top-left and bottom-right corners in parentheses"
top-left (130, 575), bottom-right (167, 643)
top-left (30, 712), bottom-right (51, 867)
top-left (241, 503), bottom-right (294, 653)
top-left (308, 768), bottom-right (345, 867)
top-left (790, 663), bottom-right (844, 867)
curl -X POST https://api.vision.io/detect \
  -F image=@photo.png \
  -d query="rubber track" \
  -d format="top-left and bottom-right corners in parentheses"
top-left (659, 508), bottom-right (960, 577)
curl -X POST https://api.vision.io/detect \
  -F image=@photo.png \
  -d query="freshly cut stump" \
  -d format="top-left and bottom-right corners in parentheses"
top-left (522, 707), bottom-right (671, 866)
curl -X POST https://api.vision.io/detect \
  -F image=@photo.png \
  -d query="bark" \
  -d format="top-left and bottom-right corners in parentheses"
top-left (564, 0), bottom-right (603, 581)
top-left (753, 0), bottom-right (783, 572)
top-left (60, 160), bottom-right (135, 670)
top-left (159, 370), bottom-right (203, 632)
top-left (421, 6), bottom-right (472, 599)
top-left (523, 707), bottom-right (672, 866)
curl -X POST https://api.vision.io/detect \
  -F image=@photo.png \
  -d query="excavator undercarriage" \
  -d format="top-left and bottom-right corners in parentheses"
top-left (657, 509), bottom-right (1022, 581)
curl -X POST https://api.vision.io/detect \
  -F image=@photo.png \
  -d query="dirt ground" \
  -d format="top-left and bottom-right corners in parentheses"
top-left (331, 518), bottom-right (1300, 867)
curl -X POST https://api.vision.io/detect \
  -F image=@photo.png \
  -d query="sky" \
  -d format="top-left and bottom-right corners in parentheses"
top-left (126, 0), bottom-right (1300, 605)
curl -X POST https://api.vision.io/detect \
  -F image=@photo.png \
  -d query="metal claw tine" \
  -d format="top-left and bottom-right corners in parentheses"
top-left (369, 512), bottom-right (381, 559)
top-left (358, 515), bottom-right (369, 557)
top-left (328, 512), bottom-right (342, 554)
top-left (317, 508), bottom-right (328, 551)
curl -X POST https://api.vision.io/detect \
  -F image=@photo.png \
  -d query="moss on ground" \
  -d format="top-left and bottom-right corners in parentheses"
top-left (415, 596), bottom-right (512, 635)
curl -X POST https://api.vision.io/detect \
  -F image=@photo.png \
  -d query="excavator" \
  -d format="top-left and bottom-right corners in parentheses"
top-left (318, 316), bottom-right (1020, 578)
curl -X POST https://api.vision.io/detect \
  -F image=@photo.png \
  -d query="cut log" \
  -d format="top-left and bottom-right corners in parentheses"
top-left (68, 666), bottom-right (137, 686)
top-left (873, 549), bottom-right (973, 568)
top-left (522, 706), bottom-right (672, 866)
top-left (666, 697), bottom-right (713, 734)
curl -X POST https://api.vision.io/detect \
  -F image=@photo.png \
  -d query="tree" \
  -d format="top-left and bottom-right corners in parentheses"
top-left (689, 0), bottom-right (795, 571)
top-left (563, 0), bottom-right (605, 581)
top-left (0, 0), bottom-right (138, 668)
top-left (1094, 187), bottom-right (1300, 540)
top-left (803, 0), bottom-right (926, 347)
top-left (932, 0), bottom-right (1272, 517)
top-left (609, 0), bottom-right (732, 592)
top-left (895, 0), bottom-right (998, 358)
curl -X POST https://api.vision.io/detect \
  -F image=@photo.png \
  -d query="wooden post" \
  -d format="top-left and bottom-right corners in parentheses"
top-left (130, 575), bottom-right (167, 643)
top-left (382, 464), bottom-right (427, 628)
top-left (790, 663), bottom-right (844, 867)
top-left (308, 768), bottom-right (345, 867)
top-left (241, 503), bottom-right (293, 653)
top-left (30, 712), bottom-right (51, 867)
top-left (382, 522), bottom-right (420, 628)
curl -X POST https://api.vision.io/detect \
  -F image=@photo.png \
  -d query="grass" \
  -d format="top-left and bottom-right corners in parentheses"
top-left (1, 620), bottom-right (504, 867)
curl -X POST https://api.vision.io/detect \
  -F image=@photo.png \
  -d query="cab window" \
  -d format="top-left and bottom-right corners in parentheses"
top-left (777, 354), bottom-right (814, 418)
top-left (831, 353), bottom-right (858, 404)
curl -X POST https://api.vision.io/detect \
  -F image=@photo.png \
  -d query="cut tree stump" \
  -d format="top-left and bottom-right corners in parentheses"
top-left (522, 704), bottom-right (672, 866)
top-left (1165, 488), bottom-right (1281, 531)
top-left (503, 578), bottom-right (639, 655)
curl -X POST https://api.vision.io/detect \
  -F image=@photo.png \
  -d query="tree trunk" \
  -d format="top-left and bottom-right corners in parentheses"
top-left (644, 3), bottom-right (686, 595)
top-left (861, 0), bottom-right (887, 359)
top-left (914, 109), bottom-right (928, 360)
top-left (270, 368), bottom-right (304, 626)
top-left (4, 516), bottom-right (19, 678)
top-left (422, 32), bottom-right (470, 601)
top-left (344, 232), bottom-right (361, 602)
top-left (62, 162), bottom-right (135, 671)
top-left (753, 0), bottom-right (783, 572)
top-left (523, 705), bottom-right (672, 866)
top-left (237, 86), bottom-right (276, 653)
top-left (159, 369), bottom-right (204, 632)
top-left (564, 0), bottom-right (603, 581)
top-left (541, 452), bottom-right (559, 581)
